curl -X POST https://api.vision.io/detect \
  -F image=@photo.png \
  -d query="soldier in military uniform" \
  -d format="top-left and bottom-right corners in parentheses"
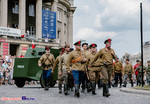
top-left (90, 39), bottom-right (116, 97)
top-left (146, 61), bottom-right (150, 85)
top-left (135, 61), bottom-right (146, 86)
top-left (86, 43), bottom-right (101, 95)
top-left (59, 44), bottom-right (70, 95)
top-left (52, 48), bottom-right (65, 93)
top-left (113, 57), bottom-right (123, 88)
top-left (123, 59), bottom-right (134, 87)
top-left (81, 43), bottom-right (90, 93)
top-left (38, 46), bottom-right (55, 90)
top-left (66, 41), bottom-right (86, 97)
top-left (68, 48), bottom-right (74, 91)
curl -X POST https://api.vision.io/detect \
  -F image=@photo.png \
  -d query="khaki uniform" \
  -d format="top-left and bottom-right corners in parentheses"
top-left (123, 63), bottom-right (134, 87)
top-left (38, 53), bottom-right (55, 70)
top-left (113, 61), bottom-right (123, 87)
top-left (124, 63), bottom-right (134, 75)
top-left (59, 53), bottom-right (70, 84)
top-left (113, 62), bottom-right (123, 74)
top-left (136, 65), bottom-right (146, 85)
top-left (86, 52), bottom-right (101, 82)
top-left (146, 65), bottom-right (150, 80)
top-left (91, 48), bottom-right (116, 84)
top-left (66, 50), bottom-right (86, 72)
top-left (52, 55), bottom-right (62, 84)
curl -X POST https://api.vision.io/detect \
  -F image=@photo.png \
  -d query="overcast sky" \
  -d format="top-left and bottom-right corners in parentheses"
top-left (73, 0), bottom-right (150, 58)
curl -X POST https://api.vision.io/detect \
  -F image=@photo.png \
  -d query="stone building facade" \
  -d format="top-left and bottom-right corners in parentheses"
top-left (0, 0), bottom-right (76, 56)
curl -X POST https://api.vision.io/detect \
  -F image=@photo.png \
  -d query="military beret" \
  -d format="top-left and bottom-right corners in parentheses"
top-left (147, 61), bottom-right (150, 63)
top-left (60, 48), bottom-right (65, 52)
top-left (64, 44), bottom-right (70, 48)
top-left (74, 41), bottom-right (81, 45)
top-left (45, 46), bottom-right (51, 50)
top-left (104, 39), bottom-right (112, 44)
top-left (126, 58), bottom-right (130, 61)
top-left (136, 60), bottom-right (140, 62)
top-left (90, 43), bottom-right (97, 48)
top-left (82, 43), bottom-right (88, 47)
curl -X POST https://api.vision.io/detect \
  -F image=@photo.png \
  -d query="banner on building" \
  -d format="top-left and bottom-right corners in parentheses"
top-left (42, 10), bottom-right (56, 39)
top-left (0, 27), bottom-right (21, 37)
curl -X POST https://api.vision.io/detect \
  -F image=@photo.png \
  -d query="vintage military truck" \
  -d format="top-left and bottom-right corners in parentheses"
top-left (13, 48), bottom-right (59, 88)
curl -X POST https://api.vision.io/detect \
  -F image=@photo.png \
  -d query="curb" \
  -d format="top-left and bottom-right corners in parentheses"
top-left (120, 88), bottom-right (150, 96)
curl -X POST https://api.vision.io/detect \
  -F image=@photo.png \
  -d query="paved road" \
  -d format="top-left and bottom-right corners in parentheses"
top-left (0, 84), bottom-right (149, 104)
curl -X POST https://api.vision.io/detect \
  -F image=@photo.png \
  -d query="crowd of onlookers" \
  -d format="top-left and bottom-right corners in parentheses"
top-left (0, 55), bottom-right (15, 85)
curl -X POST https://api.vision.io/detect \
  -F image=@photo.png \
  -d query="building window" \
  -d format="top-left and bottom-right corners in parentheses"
top-left (12, 24), bottom-right (19, 28)
top-left (12, 1), bottom-right (19, 14)
top-left (29, 4), bottom-right (35, 17)
top-left (29, 26), bottom-right (35, 36)
top-left (57, 30), bottom-right (60, 39)
top-left (57, 10), bottom-right (61, 21)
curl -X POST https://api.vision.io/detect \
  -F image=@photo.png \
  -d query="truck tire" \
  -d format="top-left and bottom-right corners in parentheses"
top-left (40, 75), bottom-right (45, 88)
top-left (15, 79), bottom-right (25, 88)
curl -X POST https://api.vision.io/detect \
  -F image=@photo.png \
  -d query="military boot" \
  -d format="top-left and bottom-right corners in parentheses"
top-left (131, 80), bottom-right (133, 87)
top-left (108, 81), bottom-right (111, 88)
top-left (64, 84), bottom-right (68, 95)
top-left (103, 84), bottom-right (110, 97)
top-left (92, 82), bottom-right (97, 95)
top-left (44, 79), bottom-right (49, 91)
top-left (74, 84), bottom-right (80, 98)
top-left (59, 84), bottom-right (62, 93)
top-left (87, 82), bottom-right (92, 92)
top-left (123, 81), bottom-right (127, 87)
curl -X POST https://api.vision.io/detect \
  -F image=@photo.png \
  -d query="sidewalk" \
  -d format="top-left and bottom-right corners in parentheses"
top-left (120, 87), bottom-right (150, 96)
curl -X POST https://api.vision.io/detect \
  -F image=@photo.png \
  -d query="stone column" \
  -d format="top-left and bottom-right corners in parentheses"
top-left (0, 0), bottom-right (8, 27)
top-left (51, 0), bottom-right (58, 44)
top-left (68, 12), bottom-right (73, 47)
top-left (36, 0), bottom-right (42, 39)
top-left (19, 0), bottom-right (26, 34)
top-left (61, 10), bottom-right (64, 46)
top-left (51, 0), bottom-right (57, 12)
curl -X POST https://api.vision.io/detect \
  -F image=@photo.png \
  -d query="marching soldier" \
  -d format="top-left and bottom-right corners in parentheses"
top-left (113, 57), bottom-right (123, 88)
top-left (123, 59), bottom-right (134, 87)
top-left (81, 43), bottom-right (90, 93)
top-left (86, 43), bottom-right (101, 95)
top-left (66, 41), bottom-right (86, 98)
top-left (135, 61), bottom-right (146, 86)
top-left (52, 48), bottom-right (65, 93)
top-left (59, 44), bottom-right (70, 95)
top-left (68, 48), bottom-right (74, 91)
top-left (146, 61), bottom-right (150, 85)
top-left (90, 39), bottom-right (116, 97)
top-left (38, 46), bottom-right (55, 90)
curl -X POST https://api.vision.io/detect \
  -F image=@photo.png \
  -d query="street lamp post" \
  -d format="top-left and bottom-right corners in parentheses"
top-left (140, 3), bottom-right (144, 87)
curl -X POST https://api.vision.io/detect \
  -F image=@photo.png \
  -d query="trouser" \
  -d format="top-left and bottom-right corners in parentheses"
top-left (114, 72), bottom-right (122, 86)
top-left (72, 70), bottom-right (84, 97)
top-left (68, 72), bottom-right (74, 90)
top-left (81, 73), bottom-right (87, 90)
top-left (72, 70), bottom-right (84, 85)
top-left (58, 72), bottom-right (63, 85)
top-left (124, 74), bottom-right (133, 87)
top-left (101, 65), bottom-right (113, 84)
top-left (137, 74), bottom-right (145, 86)
top-left (62, 69), bottom-right (68, 84)
top-left (89, 71), bottom-right (100, 82)
top-left (43, 69), bottom-right (52, 87)
top-left (136, 75), bottom-right (138, 85)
